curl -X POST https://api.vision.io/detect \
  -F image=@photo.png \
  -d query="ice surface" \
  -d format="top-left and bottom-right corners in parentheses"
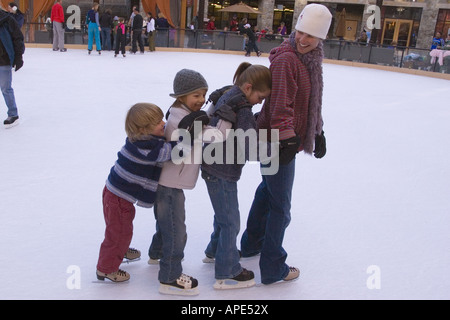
top-left (0, 48), bottom-right (449, 300)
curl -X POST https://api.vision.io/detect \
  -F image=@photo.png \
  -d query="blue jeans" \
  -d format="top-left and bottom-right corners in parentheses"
top-left (148, 220), bottom-right (162, 260)
top-left (100, 27), bottom-right (111, 50)
top-left (240, 159), bottom-right (295, 284)
top-left (0, 66), bottom-right (17, 118)
top-left (153, 185), bottom-right (186, 283)
top-left (88, 22), bottom-right (101, 51)
top-left (202, 171), bottom-right (242, 279)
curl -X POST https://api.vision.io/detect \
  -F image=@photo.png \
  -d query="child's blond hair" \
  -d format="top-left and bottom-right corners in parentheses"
top-left (125, 103), bottom-right (164, 141)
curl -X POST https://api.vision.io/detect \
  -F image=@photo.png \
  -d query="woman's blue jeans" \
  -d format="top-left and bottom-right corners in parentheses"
top-left (240, 159), bottom-right (295, 284)
top-left (202, 171), bottom-right (242, 279)
top-left (153, 185), bottom-right (186, 283)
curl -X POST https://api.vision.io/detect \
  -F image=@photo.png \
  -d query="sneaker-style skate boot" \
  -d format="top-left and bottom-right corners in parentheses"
top-left (283, 266), bottom-right (300, 282)
top-left (213, 268), bottom-right (255, 289)
top-left (4, 116), bottom-right (19, 128)
top-left (159, 273), bottom-right (199, 296)
top-left (124, 247), bottom-right (141, 261)
top-left (96, 269), bottom-right (130, 282)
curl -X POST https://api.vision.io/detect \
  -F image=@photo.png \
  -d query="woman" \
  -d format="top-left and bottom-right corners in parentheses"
top-left (87, 3), bottom-right (101, 54)
top-left (240, 4), bottom-right (331, 285)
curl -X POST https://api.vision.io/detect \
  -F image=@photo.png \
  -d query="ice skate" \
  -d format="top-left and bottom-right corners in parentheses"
top-left (96, 269), bottom-right (130, 282)
top-left (283, 266), bottom-right (300, 282)
top-left (202, 254), bottom-right (215, 263)
top-left (124, 247), bottom-right (141, 261)
top-left (4, 116), bottom-right (19, 128)
top-left (147, 257), bottom-right (159, 265)
top-left (213, 268), bottom-right (255, 290)
top-left (159, 273), bottom-right (199, 296)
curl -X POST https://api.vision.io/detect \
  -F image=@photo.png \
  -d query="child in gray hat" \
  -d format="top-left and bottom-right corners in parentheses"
top-left (148, 69), bottom-right (232, 296)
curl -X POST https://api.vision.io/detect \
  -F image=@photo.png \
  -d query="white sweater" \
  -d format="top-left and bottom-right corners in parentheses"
top-left (158, 105), bottom-right (231, 190)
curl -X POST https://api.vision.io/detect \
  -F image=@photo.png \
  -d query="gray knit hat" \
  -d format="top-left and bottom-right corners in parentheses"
top-left (169, 69), bottom-right (208, 98)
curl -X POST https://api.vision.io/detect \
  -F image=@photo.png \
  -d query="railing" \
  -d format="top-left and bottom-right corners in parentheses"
top-left (24, 23), bottom-right (450, 75)
top-left (323, 40), bottom-right (450, 74)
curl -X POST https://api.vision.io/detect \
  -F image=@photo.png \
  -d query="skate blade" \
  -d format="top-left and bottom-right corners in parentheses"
top-left (213, 278), bottom-right (256, 290)
top-left (159, 284), bottom-right (199, 296)
top-left (121, 257), bottom-right (141, 264)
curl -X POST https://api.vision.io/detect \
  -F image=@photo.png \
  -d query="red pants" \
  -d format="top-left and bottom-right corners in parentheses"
top-left (97, 186), bottom-right (135, 273)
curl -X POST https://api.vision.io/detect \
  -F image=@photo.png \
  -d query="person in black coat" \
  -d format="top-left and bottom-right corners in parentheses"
top-left (242, 24), bottom-right (261, 57)
top-left (0, 7), bottom-right (23, 127)
top-left (99, 9), bottom-right (113, 51)
top-left (131, 7), bottom-right (144, 54)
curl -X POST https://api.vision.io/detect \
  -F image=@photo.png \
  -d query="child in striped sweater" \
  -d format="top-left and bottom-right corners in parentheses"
top-left (96, 103), bottom-right (178, 282)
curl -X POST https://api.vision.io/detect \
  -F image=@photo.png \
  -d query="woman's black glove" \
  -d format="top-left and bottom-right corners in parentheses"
top-left (178, 111), bottom-right (210, 142)
top-left (279, 136), bottom-right (301, 165)
top-left (314, 131), bottom-right (326, 159)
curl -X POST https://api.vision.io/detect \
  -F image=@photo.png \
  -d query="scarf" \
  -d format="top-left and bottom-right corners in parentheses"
top-left (288, 32), bottom-right (324, 154)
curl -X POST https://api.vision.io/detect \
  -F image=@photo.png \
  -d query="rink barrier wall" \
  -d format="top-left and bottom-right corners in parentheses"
top-left (25, 43), bottom-right (450, 81)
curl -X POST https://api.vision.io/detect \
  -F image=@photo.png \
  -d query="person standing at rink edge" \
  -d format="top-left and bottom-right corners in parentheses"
top-left (51, 0), bottom-right (66, 52)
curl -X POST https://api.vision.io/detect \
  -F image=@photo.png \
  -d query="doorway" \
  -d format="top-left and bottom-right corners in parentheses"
top-left (381, 19), bottom-right (413, 47)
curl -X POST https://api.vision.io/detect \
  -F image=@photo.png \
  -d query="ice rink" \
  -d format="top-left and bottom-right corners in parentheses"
top-left (0, 47), bottom-right (449, 300)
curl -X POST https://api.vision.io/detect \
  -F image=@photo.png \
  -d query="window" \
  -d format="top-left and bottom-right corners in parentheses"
top-left (435, 9), bottom-right (450, 37)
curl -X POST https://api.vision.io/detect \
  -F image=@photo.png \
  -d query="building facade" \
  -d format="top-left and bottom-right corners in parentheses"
top-left (207, 0), bottom-right (450, 49)
top-left (52, 1), bottom-right (450, 50)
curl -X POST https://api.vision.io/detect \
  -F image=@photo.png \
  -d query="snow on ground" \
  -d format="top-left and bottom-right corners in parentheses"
top-left (0, 48), bottom-right (449, 300)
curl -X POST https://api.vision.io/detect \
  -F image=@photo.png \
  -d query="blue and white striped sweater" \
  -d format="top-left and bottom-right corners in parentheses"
top-left (106, 136), bottom-right (176, 208)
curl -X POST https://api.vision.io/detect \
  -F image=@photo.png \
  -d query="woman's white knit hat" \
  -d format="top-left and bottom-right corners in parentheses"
top-left (295, 4), bottom-right (332, 40)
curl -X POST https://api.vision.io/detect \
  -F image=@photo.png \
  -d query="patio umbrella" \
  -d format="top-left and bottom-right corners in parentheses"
top-left (335, 8), bottom-right (346, 38)
top-left (218, 2), bottom-right (262, 14)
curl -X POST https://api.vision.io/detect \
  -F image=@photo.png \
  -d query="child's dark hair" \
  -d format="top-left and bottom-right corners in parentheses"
top-left (233, 62), bottom-right (272, 92)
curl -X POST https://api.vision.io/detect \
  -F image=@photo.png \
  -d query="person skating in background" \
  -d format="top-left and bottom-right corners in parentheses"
top-left (51, 0), bottom-right (66, 52)
top-left (99, 8), bottom-right (113, 51)
top-left (114, 17), bottom-right (126, 57)
top-left (0, 4), bottom-right (23, 128)
top-left (146, 12), bottom-right (156, 52)
top-left (131, 7), bottom-right (144, 54)
top-left (7, 2), bottom-right (24, 28)
top-left (240, 19), bottom-right (261, 57)
top-left (87, 3), bottom-right (101, 54)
